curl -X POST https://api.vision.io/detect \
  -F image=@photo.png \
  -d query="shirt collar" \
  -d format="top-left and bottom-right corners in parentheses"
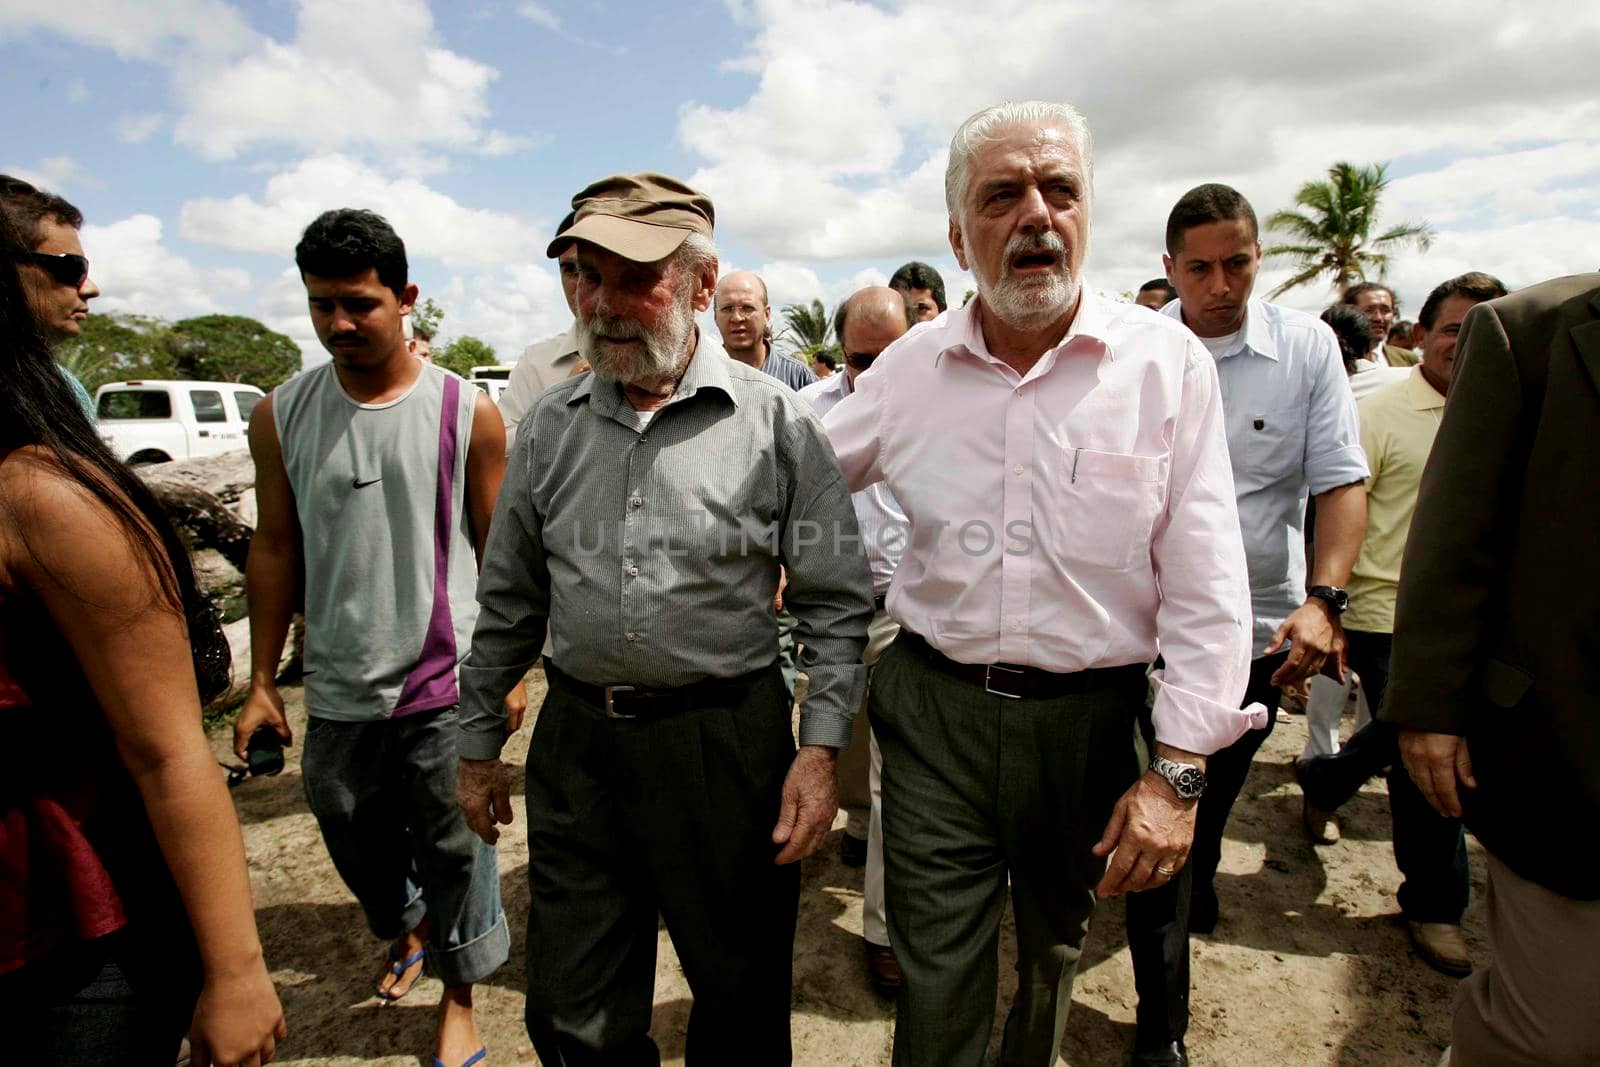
top-left (1406, 365), bottom-right (1446, 410)
top-left (1161, 296), bottom-right (1278, 361)
top-left (938, 283), bottom-right (1115, 368)
top-left (566, 329), bottom-right (740, 417)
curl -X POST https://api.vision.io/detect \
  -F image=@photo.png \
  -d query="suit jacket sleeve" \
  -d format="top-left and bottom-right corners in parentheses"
top-left (1380, 301), bottom-right (1522, 734)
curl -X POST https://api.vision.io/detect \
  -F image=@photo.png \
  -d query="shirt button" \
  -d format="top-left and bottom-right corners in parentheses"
top-left (626, 632), bottom-right (638, 642)
top-left (630, 496), bottom-right (642, 508)
top-left (1010, 620), bottom-right (1023, 632)
top-left (1012, 464), bottom-right (1024, 475)
top-left (628, 565), bottom-right (640, 577)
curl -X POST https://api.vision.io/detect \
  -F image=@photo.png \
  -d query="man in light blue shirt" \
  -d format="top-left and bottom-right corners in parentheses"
top-left (1124, 184), bottom-right (1369, 1067)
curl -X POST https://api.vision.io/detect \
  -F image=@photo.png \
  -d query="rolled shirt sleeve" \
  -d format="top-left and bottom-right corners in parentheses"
top-left (778, 414), bottom-right (874, 747)
top-left (457, 424), bottom-right (551, 761)
top-left (1149, 345), bottom-right (1264, 754)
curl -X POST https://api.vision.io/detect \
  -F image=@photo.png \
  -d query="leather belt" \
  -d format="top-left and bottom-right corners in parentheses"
top-left (896, 631), bottom-right (1144, 701)
top-left (873, 593), bottom-right (888, 611)
top-left (543, 658), bottom-right (772, 719)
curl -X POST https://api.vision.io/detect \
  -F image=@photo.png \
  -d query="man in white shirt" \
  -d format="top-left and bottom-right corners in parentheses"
top-left (822, 101), bottom-right (1258, 1067)
top-left (1343, 281), bottom-right (1420, 368)
top-left (1128, 183), bottom-right (1369, 1066)
top-left (499, 211), bottom-right (583, 449)
top-left (800, 286), bottom-right (912, 994)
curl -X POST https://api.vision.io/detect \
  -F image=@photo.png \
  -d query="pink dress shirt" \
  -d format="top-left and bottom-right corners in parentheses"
top-left (821, 291), bottom-right (1265, 755)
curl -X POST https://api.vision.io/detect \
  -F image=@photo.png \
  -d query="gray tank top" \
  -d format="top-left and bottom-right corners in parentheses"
top-left (274, 361), bottom-right (480, 721)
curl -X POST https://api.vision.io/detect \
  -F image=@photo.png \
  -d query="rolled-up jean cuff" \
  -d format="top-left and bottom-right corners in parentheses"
top-left (428, 908), bottom-right (512, 987)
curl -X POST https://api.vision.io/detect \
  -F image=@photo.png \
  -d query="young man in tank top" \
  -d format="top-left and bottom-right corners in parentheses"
top-left (235, 209), bottom-right (517, 1067)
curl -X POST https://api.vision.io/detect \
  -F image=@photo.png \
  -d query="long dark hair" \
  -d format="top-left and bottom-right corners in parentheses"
top-left (0, 211), bottom-right (202, 622)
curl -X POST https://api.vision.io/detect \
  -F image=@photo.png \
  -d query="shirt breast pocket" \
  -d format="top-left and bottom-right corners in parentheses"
top-left (1235, 407), bottom-right (1306, 482)
top-left (1059, 448), bottom-right (1168, 571)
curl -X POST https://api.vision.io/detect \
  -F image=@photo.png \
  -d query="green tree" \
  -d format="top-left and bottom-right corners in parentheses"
top-left (777, 298), bottom-right (832, 356)
top-left (1263, 162), bottom-right (1435, 299)
top-left (434, 335), bottom-right (497, 379)
top-left (412, 297), bottom-right (445, 341)
top-left (55, 313), bottom-right (173, 390)
top-left (162, 315), bottom-right (301, 391)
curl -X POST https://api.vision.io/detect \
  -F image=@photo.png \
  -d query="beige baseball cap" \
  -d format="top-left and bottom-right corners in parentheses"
top-left (547, 172), bottom-right (715, 262)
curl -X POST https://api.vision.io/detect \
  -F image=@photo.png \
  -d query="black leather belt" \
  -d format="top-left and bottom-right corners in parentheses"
top-left (896, 631), bottom-right (1144, 701)
top-left (543, 658), bottom-right (772, 719)
top-left (873, 593), bottom-right (887, 610)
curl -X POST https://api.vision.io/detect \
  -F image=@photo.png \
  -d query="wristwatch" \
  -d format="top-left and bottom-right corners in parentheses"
top-left (1148, 755), bottom-right (1207, 800)
top-left (1307, 585), bottom-right (1349, 616)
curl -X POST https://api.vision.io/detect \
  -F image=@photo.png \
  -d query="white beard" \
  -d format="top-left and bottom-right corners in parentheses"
top-left (576, 289), bottom-right (696, 385)
top-left (972, 228), bottom-right (1080, 329)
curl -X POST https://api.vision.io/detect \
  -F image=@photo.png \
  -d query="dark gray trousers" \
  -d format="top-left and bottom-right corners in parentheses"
top-left (523, 664), bottom-right (801, 1066)
top-left (870, 637), bottom-right (1145, 1067)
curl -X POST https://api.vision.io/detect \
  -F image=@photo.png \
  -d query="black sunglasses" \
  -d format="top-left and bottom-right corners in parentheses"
top-left (21, 251), bottom-right (90, 287)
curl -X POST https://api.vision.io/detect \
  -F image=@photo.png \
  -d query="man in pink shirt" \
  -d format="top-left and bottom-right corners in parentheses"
top-left (822, 101), bottom-right (1259, 1067)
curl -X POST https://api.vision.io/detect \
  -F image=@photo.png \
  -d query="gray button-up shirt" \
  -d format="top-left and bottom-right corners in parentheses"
top-left (1164, 297), bottom-right (1369, 655)
top-left (457, 332), bottom-right (873, 760)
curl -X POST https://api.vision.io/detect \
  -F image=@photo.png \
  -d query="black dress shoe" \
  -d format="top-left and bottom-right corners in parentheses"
top-left (1130, 1039), bottom-right (1188, 1066)
top-left (840, 832), bottom-right (867, 867)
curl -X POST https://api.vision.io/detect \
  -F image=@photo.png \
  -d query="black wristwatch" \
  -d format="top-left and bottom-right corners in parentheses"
top-left (1149, 756), bottom-right (1207, 800)
top-left (1306, 585), bottom-right (1349, 616)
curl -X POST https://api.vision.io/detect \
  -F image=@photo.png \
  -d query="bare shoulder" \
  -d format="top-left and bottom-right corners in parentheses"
top-left (0, 447), bottom-right (127, 583)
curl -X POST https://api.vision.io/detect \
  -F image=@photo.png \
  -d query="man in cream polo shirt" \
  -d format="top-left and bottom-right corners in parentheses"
top-left (1297, 271), bottom-right (1508, 979)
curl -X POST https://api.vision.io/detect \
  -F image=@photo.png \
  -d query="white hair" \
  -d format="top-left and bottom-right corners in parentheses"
top-left (673, 231), bottom-right (718, 277)
top-left (944, 101), bottom-right (1094, 216)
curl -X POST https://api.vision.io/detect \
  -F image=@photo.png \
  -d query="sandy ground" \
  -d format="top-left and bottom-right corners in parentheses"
top-left (214, 669), bottom-right (1482, 1066)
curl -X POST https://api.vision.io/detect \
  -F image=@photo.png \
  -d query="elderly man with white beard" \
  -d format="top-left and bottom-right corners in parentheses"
top-left (453, 172), bottom-right (873, 1065)
top-left (821, 103), bottom-right (1258, 1067)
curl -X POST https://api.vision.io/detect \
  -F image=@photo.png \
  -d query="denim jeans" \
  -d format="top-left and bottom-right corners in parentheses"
top-left (302, 705), bottom-right (510, 986)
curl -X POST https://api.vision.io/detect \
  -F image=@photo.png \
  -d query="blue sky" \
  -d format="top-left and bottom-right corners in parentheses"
top-left (3, 0), bottom-right (1597, 367)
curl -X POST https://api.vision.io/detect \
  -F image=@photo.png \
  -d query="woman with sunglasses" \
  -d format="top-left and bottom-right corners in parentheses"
top-left (0, 207), bottom-right (285, 1061)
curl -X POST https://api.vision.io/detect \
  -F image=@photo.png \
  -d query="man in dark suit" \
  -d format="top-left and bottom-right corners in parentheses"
top-left (1382, 272), bottom-right (1600, 1066)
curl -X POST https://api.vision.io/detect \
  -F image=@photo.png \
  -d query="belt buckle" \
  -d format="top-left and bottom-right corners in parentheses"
top-left (604, 685), bottom-right (638, 718)
top-left (984, 664), bottom-right (1025, 700)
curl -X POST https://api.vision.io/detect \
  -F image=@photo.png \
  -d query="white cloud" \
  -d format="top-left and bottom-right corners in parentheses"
top-left (430, 263), bottom-right (570, 363)
top-left (679, 0), bottom-right (1600, 316)
top-left (516, 2), bottom-right (561, 30)
top-left (178, 154), bottom-right (549, 272)
top-left (114, 113), bottom-right (163, 144)
top-left (1, 0), bottom-right (532, 165)
top-left (169, 0), bottom-right (528, 162)
top-left (80, 214), bottom-right (252, 320)
top-left (0, 0), bottom-right (257, 60)
top-left (3, 155), bottom-right (101, 191)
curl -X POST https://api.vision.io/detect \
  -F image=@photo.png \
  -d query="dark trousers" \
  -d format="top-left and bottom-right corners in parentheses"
top-left (871, 637), bottom-right (1146, 1067)
top-left (522, 664), bottom-right (800, 1066)
top-left (1124, 650), bottom-right (1286, 1048)
top-left (1296, 629), bottom-right (1470, 922)
top-left (3, 930), bottom-right (197, 1066)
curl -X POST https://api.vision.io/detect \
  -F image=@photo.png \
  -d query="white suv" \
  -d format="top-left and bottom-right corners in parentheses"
top-left (96, 380), bottom-right (266, 465)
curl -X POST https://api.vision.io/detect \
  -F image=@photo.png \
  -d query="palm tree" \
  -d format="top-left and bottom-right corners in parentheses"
top-left (777, 299), bottom-right (832, 355)
top-left (1263, 162), bottom-right (1434, 299)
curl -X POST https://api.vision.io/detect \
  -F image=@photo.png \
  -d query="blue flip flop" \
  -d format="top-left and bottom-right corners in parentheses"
top-left (375, 942), bottom-right (427, 1002)
top-left (433, 1048), bottom-right (487, 1067)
